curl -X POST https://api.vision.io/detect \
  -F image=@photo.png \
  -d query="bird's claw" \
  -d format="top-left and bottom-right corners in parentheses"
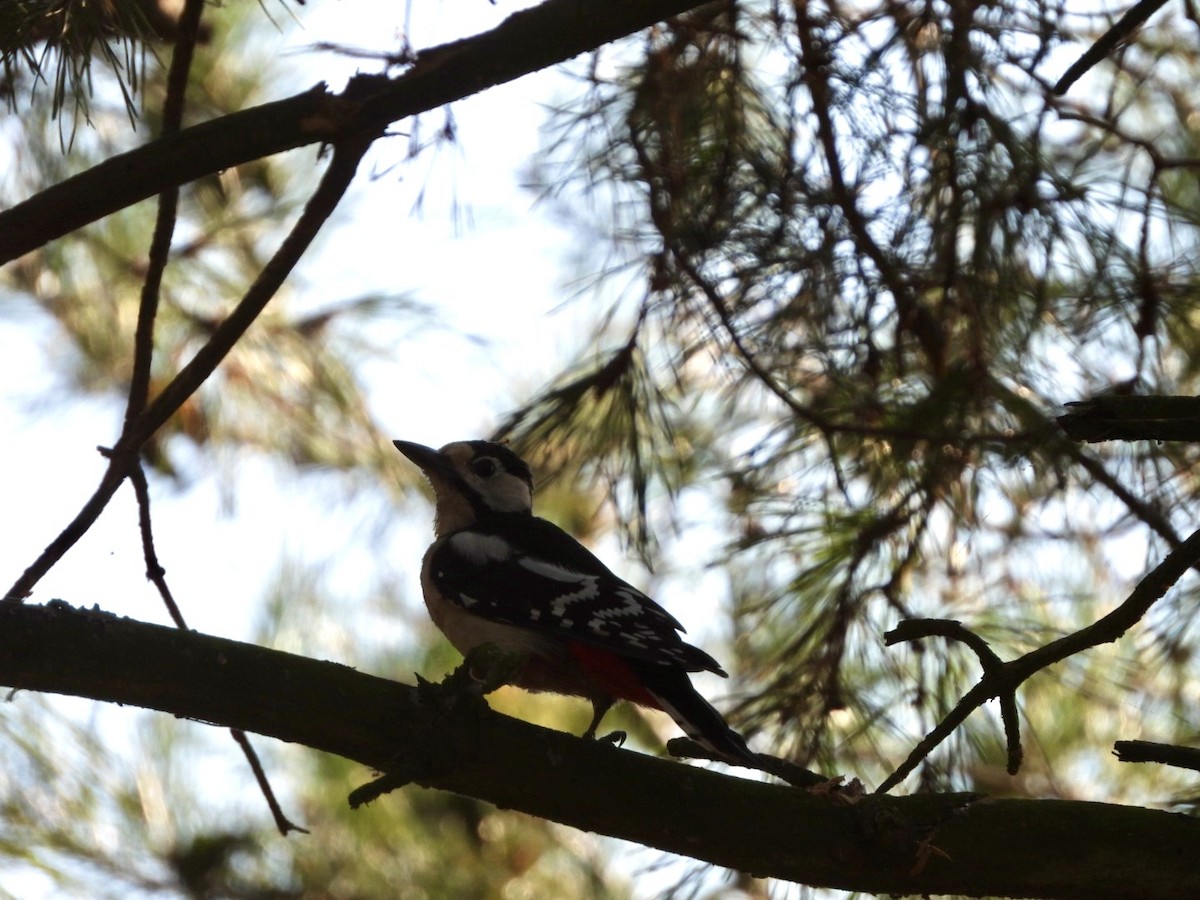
top-left (425, 643), bottom-right (524, 705)
top-left (597, 729), bottom-right (626, 747)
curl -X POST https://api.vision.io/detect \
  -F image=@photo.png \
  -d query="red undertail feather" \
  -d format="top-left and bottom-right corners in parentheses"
top-left (566, 642), bottom-right (758, 767)
top-left (566, 642), bottom-right (662, 709)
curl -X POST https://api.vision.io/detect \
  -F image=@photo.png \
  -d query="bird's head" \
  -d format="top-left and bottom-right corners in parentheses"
top-left (394, 439), bottom-right (534, 534)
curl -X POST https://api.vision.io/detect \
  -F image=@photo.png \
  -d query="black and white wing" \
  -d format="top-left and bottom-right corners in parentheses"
top-left (427, 513), bottom-right (726, 675)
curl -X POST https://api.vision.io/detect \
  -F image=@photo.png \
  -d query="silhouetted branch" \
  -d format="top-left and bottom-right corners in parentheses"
top-left (666, 736), bottom-right (835, 788)
top-left (124, 0), bottom-right (206, 426)
top-left (3, 133), bottom-right (373, 603)
top-left (1055, 0), bottom-right (1171, 95)
top-left (3, 600), bottom-right (1199, 899)
top-left (883, 619), bottom-right (1022, 788)
top-left (1115, 740), bottom-right (1200, 774)
top-left (1058, 395), bottom-right (1200, 443)
top-left (0, 0), bottom-right (714, 264)
top-left (881, 523), bottom-right (1200, 792)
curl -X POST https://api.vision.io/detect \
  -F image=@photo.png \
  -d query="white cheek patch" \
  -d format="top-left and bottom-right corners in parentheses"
top-left (474, 476), bottom-right (532, 513)
top-left (449, 532), bottom-right (513, 564)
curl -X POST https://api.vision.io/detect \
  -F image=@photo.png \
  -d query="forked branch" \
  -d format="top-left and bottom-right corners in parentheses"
top-left (881, 523), bottom-right (1200, 792)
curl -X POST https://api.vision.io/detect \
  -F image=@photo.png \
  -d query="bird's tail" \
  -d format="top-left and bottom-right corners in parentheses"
top-left (633, 661), bottom-right (758, 767)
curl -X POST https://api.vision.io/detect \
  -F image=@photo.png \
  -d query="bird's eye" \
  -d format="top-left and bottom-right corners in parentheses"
top-left (471, 457), bottom-right (499, 478)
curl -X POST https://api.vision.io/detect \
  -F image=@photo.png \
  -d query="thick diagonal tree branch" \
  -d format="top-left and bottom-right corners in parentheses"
top-left (3, 601), bottom-right (1199, 900)
top-left (0, 0), bottom-right (714, 264)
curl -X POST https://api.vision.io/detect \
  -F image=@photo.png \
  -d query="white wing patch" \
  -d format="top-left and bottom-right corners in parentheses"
top-left (517, 556), bottom-right (593, 583)
top-left (588, 588), bottom-right (647, 622)
top-left (431, 524), bottom-right (725, 674)
top-left (517, 556), bottom-right (601, 616)
top-left (448, 532), bottom-right (513, 565)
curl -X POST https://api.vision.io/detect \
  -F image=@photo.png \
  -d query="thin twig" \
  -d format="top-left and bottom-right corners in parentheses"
top-left (878, 523), bottom-right (1200, 791)
top-left (124, 0), bottom-right (200, 627)
top-left (128, 465), bottom-right (186, 629)
top-left (1114, 739), bottom-right (1200, 773)
top-left (1054, 0), bottom-right (1171, 95)
top-left (884, 619), bottom-right (1023, 777)
top-left (3, 465), bottom-right (128, 602)
top-left (887, 619), bottom-right (1002, 669)
top-left (131, 439), bottom-right (301, 833)
top-left (126, 0), bottom-right (204, 423)
top-left (231, 728), bottom-right (310, 835)
top-left (666, 737), bottom-right (833, 788)
top-left (4, 134), bottom-right (376, 604)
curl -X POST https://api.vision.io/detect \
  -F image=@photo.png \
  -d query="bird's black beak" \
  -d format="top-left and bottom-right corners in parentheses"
top-left (393, 440), bottom-right (452, 478)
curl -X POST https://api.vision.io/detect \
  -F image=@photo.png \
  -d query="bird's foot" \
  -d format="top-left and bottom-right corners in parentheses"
top-left (580, 721), bottom-right (626, 746)
top-left (420, 643), bottom-right (524, 709)
top-left (597, 729), bottom-right (627, 747)
top-left (460, 642), bottom-right (526, 695)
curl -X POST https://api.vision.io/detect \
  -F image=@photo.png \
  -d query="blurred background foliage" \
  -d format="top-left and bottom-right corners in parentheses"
top-left (4, 0), bottom-right (1200, 896)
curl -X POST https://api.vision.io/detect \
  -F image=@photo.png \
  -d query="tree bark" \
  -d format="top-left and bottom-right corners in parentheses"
top-left (1, 601), bottom-right (1196, 899)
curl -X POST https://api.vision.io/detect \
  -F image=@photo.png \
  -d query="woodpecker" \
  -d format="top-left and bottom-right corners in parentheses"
top-left (394, 439), bottom-right (757, 766)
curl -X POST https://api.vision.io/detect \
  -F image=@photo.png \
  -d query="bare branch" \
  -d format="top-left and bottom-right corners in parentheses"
top-left (884, 620), bottom-right (1022, 780)
top-left (1114, 740), bottom-right (1200, 774)
top-left (1055, 0), bottom-right (1171, 95)
top-left (3, 600), bottom-right (1199, 900)
top-left (1058, 395), bottom-right (1200, 443)
top-left (3, 133), bottom-right (373, 603)
top-left (230, 728), bottom-right (309, 836)
top-left (128, 465), bottom-right (185, 629)
top-left (880, 524), bottom-right (1200, 792)
top-left (0, 0), bottom-right (714, 265)
top-left (125, 0), bottom-right (207, 424)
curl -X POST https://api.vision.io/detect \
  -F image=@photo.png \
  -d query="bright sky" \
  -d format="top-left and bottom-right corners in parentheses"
top-left (6, 5), bottom-right (1163, 898)
top-left (0, 3), bottom-right (746, 897)
top-left (3, 0), bottom-right (586, 630)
